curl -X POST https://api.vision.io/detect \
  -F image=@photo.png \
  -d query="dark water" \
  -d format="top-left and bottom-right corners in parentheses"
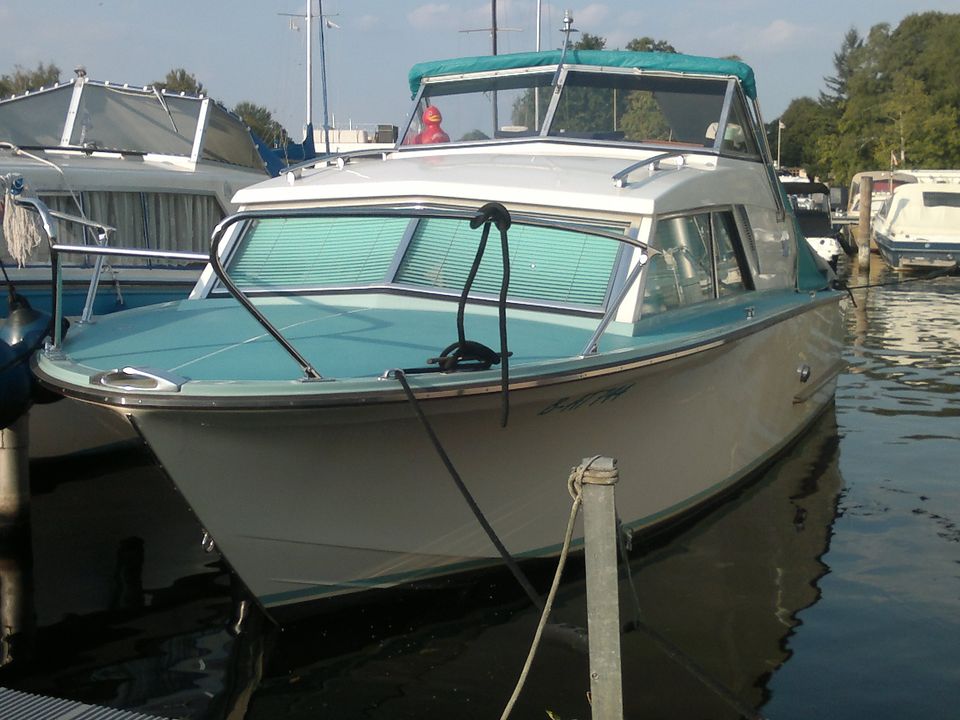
top-left (0, 258), bottom-right (957, 719)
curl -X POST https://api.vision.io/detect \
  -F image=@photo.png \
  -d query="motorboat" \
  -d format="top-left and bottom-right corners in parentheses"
top-left (873, 183), bottom-right (960, 271)
top-left (781, 178), bottom-right (846, 269)
top-left (845, 168), bottom-right (960, 222)
top-left (1, 73), bottom-right (269, 318)
top-left (28, 47), bottom-right (846, 620)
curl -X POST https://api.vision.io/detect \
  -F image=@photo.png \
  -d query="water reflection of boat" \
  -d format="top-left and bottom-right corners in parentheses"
top-left (31, 47), bottom-right (844, 620)
top-left (248, 407), bottom-right (844, 720)
top-left (0, 407), bottom-right (843, 718)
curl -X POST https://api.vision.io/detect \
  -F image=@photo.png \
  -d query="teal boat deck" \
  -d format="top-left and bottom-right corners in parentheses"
top-left (62, 290), bottom-right (807, 384)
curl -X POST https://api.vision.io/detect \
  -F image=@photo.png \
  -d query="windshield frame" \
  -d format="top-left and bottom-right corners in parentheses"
top-left (400, 63), bottom-right (757, 158)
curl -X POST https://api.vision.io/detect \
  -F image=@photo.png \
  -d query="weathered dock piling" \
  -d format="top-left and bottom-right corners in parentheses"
top-left (857, 175), bottom-right (873, 271)
top-left (580, 456), bottom-right (624, 720)
top-left (0, 415), bottom-right (29, 532)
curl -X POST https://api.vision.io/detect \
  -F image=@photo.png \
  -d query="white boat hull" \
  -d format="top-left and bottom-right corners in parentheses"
top-left (111, 299), bottom-right (843, 618)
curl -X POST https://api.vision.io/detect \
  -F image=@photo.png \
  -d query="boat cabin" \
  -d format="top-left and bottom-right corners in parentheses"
top-left (1, 77), bottom-right (267, 269)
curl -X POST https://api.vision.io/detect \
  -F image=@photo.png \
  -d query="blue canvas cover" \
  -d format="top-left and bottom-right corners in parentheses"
top-left (409, 49), bottom-right (757, 99)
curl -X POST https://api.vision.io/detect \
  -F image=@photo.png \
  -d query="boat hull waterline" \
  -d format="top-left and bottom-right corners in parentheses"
top-left (80, 299), bottom-right (843, 616)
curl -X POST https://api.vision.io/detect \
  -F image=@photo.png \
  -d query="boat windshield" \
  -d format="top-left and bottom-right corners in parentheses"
top-left (0, 80), bottom-right (264, 170)
top-left (401, 67), bottom-right (760, 156)
top-left (222, 212), bottom-right (625, 311)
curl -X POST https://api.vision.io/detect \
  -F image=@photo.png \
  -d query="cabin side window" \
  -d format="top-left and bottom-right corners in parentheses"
top-left (639, 210), bottom-right (748, 317)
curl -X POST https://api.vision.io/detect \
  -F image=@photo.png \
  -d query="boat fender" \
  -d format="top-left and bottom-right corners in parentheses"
top-left (0, 292), bottom-right (65, 407)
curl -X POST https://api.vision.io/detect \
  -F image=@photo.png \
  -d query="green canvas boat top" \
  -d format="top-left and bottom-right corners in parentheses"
top-left (408, 49), bottom-right (758, 99)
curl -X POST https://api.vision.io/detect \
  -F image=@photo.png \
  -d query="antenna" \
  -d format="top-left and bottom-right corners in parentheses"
top-left (459, 1), bottom-right (520, 55)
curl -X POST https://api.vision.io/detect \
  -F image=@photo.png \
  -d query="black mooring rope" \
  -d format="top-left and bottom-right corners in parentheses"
top-left (829, 264), bottom-right (956, 308)
top-left (840, 264), bottom-right (957, 292)
top-left (391, 368), bottom-right (543, 611)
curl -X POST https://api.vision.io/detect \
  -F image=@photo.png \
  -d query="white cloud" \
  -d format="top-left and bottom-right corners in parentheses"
top-left (407, 4), bottom-right (456, 30)
top-left (355, 14), bottom-right (380, 31)
top-left (742, 19), bottom-right (814, 52)
top-left (575, 3), bottom-right (611, 27)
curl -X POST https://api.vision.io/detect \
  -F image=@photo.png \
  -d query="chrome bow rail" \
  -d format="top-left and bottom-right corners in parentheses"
top-left (11, 195), bottom-right (208, 349)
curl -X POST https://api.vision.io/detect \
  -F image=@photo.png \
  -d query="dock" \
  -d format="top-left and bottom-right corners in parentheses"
top-left (0, 687), bottom-right (169, 719)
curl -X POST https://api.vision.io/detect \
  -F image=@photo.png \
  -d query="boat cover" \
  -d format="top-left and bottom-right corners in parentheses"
top-left (409, 49), bottom-right (757, 99)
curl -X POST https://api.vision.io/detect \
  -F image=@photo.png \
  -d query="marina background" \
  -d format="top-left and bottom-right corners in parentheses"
top-left (3, 1), bottom-right (960, 147)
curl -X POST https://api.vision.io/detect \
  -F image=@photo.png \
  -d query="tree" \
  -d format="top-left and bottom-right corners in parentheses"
top-left (153, 68), bottom-right (205, 95)
top-left (820, 28), bottom-right (863, 109)
top-left (234, 101), bottom-right (288, 146)
top-left (0, 62), bottom-right (61, 97)
top-left (625, 37), bottom-right (677, 54)
top-left (770, 97), bottom-right (835, 177)
top-left (575, 33), bottom-right (606, 51)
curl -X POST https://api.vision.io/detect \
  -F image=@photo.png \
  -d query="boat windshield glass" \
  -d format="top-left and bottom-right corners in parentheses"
top-left (402, 72), bottom-right (555, 144)
top-left (203, 104), bottom-right (266, 170)
top-left (68, 86), bottom-right (200, 155)
top-left (0, 84), bottom-right (74, 147)
top-left (225, 213), bottom-right (623, 310)
top-left (923, 191), bottom-right (960, 209)
top-left (403, 68), bottom-right (758, 156)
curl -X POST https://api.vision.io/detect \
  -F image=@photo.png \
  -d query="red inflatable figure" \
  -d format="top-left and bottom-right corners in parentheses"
top-left (414, 105), bottom-right (450, 144)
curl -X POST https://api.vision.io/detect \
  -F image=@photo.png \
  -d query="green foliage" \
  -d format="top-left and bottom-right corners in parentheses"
top-left (0, 62), bottom-right (61, 97)
top-left (234, 101), bottom-right (288, 145)
top-left (771, 97), bottom-right (835, 176)
top-left (153, 68), bottom-right (205, 96)
top-left (575, 33), bottom-right (606, 51)
top-left (459, 129), bottom-right (490, 142)
top-left (625, 37), bottom-right (677, 54)
top-left (783, 12), bottom-right (960, 187)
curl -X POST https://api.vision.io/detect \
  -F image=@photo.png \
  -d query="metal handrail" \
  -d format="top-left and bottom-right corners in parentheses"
top-left (611, 151), bottom-right (687, 188)
top-left (12, 195), bottom-right (209, 349)
top-left (207, 211), bottom-right (323, 381)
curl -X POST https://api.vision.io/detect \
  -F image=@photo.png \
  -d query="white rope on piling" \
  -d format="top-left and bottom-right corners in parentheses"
top-left (499, 456), bottom-right (602, 720)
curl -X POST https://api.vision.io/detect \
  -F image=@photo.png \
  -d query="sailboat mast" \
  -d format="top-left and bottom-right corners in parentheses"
top-left (319, 0), bottom-right (331, 154)
top-left (305, 0), bottom-right (313, 132)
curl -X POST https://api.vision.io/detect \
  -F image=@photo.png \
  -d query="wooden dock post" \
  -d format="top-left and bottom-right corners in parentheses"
top-left (0, 415), bottom-right (30, 532)
top-left (857, 176), bottom-right (873, 271)
top-left (579, 456), bottom-right (624, 720)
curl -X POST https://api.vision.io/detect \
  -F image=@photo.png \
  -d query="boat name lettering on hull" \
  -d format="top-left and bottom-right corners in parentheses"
top-left (538, 383), bottom-right (636, 415)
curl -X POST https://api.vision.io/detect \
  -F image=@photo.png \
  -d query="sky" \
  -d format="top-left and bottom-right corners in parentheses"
top-left (3, 1), bottom-right (960, 140)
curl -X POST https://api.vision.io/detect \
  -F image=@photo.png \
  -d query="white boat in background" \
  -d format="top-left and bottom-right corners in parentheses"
top-left (845, 168), bottom-right (960, 222)
top-left (0, 73), bottom-right (269, 317)
top-left (873, 183), bottom-right (960, 271)
top-left (781, 178), bottom-right (845, 269)
top-left (29, 46), bottom-right (845, 620)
